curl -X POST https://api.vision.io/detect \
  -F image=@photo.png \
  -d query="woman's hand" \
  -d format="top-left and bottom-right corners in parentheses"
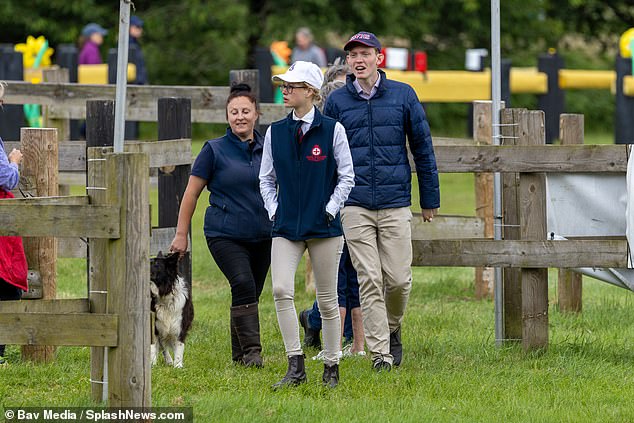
top-left (170, 233), bottom-right (188, 256)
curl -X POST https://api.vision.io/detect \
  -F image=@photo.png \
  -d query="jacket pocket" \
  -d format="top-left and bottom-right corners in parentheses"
top-left (205, 201), bottom-right (229, 234)
top-left (209, 199), bottom-right (228, 212)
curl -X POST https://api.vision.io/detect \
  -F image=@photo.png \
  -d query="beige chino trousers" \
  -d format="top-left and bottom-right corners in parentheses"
top-left (271, 236), bottom-right (343, 366)
top-left (341, 206), bottom-right (413, 365)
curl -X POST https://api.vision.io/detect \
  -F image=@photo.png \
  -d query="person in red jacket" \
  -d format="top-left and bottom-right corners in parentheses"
top-left (0, 83), bottom-right (28, 365)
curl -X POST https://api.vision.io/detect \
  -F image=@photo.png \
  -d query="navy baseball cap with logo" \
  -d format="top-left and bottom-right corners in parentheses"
top-left (344, 31), bottom-right (382, 51)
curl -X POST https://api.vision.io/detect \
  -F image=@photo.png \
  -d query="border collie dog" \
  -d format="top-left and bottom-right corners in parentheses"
top-left (150, 251), bottom-right (194, 368)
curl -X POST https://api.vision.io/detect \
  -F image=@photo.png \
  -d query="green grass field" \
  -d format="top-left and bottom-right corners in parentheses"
top-left (2, 132), bottom-right (634, 422)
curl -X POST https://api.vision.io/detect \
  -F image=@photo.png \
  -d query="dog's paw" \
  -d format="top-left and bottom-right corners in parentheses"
top-left (150, 344), bottom-right (158, 366)
top-left (163, 352), bottom-right (173, 366)
top-left (174, 361), bottom-right (183, 369)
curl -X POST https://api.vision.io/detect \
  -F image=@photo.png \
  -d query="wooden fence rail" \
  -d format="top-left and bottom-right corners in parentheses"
top-left (5, 138), bottom-right (192, 171)
top-left (412, 239), bottom-right (627, 268)
top-left (0, 149), bottom-right (150, 407)
top-left (0, 199), bottom-right (119, 238)
top-left (3, 81), bottom-right (287, 124)
top-left (7, 139), bottom-right (628, 176)
top-left (429, 108), bottom-right (628, 352)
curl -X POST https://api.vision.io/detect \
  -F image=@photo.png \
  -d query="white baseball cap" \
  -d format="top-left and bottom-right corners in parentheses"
top-left (272, 61), bottom-right (324, 90)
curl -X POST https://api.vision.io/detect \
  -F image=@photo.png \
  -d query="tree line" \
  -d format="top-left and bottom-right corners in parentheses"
top-left (2, 0), bottom-right (633, 132)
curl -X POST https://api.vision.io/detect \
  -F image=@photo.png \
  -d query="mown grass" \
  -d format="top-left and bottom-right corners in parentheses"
top-left (2, 132), bottom-right (634, 422)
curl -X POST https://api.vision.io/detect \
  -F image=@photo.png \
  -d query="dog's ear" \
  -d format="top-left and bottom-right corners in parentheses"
top-left (166, 252), bottom-right (180, 265)
top-left (156, 251), bottom-right (164, 258)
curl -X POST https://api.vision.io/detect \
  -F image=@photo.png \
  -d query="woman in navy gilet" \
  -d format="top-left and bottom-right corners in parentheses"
top-left (260, 61), bottom-right (354, 388)
top-left (171, 84), bottom-right (272, 368)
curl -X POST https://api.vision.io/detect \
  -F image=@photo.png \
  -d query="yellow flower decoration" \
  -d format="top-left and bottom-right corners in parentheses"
top-left (620, 28), bottom-right (634, 59)
top-left (14, 35), bottom-right (54, 69)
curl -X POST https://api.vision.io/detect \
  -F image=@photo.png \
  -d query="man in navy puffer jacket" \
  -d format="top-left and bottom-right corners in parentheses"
top-left (323, 31), bottom-right (440, 372)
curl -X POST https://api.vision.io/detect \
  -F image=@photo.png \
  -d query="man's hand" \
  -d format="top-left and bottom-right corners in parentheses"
top-left (422, 208), bottom-right (438, 222)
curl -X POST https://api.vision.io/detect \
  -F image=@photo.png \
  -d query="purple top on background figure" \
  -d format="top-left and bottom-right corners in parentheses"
top-left (78, 23), bottom-right (108, 65)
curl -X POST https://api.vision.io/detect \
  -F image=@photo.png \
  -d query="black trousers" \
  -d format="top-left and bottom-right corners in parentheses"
top-left (0, 279), bottom-right (23, 357)
top-left (206, 237), bottom-right (272, 307)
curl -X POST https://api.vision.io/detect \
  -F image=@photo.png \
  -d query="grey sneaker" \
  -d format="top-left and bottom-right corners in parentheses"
top-left (341, 343), bottom-right (366, 358)
top-left (312, 349), bottom-right (343, 361)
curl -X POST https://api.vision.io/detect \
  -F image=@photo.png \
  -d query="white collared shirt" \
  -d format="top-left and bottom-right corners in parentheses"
top-left (259, 106), bottom-right (355, 220)
top-left (352, 71), bottom-right (381, 99)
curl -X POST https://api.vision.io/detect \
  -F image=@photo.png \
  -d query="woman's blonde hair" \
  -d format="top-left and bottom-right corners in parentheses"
top-left (306, 85), bottom-right (323, 107)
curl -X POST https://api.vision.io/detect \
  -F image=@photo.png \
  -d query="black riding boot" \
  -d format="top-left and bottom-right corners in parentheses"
top-left (272, 354), bottom-right (307, 389)
top-left (231, 302), bottom-right (264, 367)
top-left (230, 317), bottom-right (243, 364)
top-left (322, 363), bottom-right (339, 388)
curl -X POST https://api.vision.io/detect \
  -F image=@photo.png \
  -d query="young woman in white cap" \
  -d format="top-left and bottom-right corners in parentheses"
top-left (259, 61), bottom-right (354, 389)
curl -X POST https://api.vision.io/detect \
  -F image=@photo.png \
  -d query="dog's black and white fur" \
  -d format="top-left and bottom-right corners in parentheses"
top-left (150, 251), bottom-right (194, 368)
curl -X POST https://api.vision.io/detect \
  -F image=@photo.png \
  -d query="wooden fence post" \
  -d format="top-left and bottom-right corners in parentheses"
top-left (473, 101), bottom-right (495, 299)
top-left (230, 69), bottom-right (269, 141)
top-left (86, 101), bottom-right (116, 149)
top-left (105, 152), bottom-right (151, 407)
top-left (519, 110), bottom-right (549, 351)
top-left (42, 68), bottom-right (71, 196)
top-left (42, 68), bottom-right (70, 142)
top-left (500, 108), bottom-right (523, 342)
top-left (157, 98), bottom-right (192, 283)
top-left (20, 127), bottom-right (58, 362)
top-left (229, 69), bottom-right (260, 101)
top-left (86, 100), bottom-right (114, 402)
top-left (557, 114), bottom-right (584, 313)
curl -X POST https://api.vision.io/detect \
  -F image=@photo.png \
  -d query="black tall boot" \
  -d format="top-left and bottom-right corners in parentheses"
top-left (230, 317), bottom-right (243, 364)
top-left (272, 354), bottom-right (307, 389)
top-left (231, 302), bottom-right (263, 368)
top-left (322, 363), bottom-right (339, 388)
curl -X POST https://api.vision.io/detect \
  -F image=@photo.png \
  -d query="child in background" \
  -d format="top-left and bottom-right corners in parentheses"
top-left (0, 81), bottom-right (28, 365)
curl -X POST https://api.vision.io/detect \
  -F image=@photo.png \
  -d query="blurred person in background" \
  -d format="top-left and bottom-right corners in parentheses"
top-left (78, 23), bottom-right (107, 64)
top-left (291, 27), bottom-right (327, 68)
top-left (129, 15), bottom-right (148, 85)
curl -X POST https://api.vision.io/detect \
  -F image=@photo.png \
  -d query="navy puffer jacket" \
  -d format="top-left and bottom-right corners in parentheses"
top-left (323, 70), bottom-right (440, 210)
